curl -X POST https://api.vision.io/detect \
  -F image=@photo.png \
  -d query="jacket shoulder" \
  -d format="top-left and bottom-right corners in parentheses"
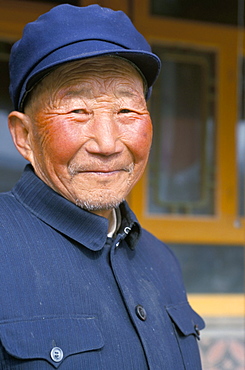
top-left (140, 227), bottom-right (180, 264)
top-left (0, 191), bottom-right (28, 217)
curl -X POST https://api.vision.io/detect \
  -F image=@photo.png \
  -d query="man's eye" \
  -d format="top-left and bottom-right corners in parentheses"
top-left (71, 109), bottom-right (85, 114)
top-left (119, 109), bottom-right (132, 114)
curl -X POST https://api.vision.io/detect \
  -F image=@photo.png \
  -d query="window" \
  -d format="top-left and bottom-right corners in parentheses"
top-left (171, 244), bottom-right (244, 294)
top-left (151, 0), bottom-right (239, 26)
top-left (148, 45), bottom-right (216, 215)
top-left (131, 0), bottom-right (245, 245)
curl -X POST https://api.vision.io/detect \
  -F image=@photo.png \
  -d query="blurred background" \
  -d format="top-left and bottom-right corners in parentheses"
top-left (0, 0), bottom-right (244, 368)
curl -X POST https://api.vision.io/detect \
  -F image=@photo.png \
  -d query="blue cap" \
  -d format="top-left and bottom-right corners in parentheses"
top-left (9, 4), bottom-right (161, 111)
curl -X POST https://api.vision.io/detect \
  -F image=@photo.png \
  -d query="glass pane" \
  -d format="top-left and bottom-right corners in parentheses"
top-left (151, 0), bottom-right (239, 27)
top-left (170, 244), bottom-right (245, 294)
top-left (0, 42), bottom-right (27, 192)
top-left (148, 45), bottom-right (216, 215)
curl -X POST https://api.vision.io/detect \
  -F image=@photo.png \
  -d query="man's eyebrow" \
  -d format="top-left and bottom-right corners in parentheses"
top-left (117, 90), bottom-right (136, 97)
top-left (63, 88), bottom-right (93, 98)
top-left (115, 88), bottom-right (142, 99)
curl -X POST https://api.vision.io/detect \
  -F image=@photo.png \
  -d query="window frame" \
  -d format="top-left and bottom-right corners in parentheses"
top-left (131, 0), bottom-right (245, 246)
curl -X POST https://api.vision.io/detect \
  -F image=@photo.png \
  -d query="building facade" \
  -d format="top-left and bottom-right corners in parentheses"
top-left (0, 1), bottom-right (244, 368)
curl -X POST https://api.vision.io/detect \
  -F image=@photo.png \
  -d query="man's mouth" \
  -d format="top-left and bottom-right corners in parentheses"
top-left (68, 163), bottom-right (134, 177)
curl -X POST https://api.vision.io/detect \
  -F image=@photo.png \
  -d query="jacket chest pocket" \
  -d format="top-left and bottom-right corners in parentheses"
top-left (166, 302), bottom-right (205, 370)
top-left (0, 315), bottom-right (104, 368)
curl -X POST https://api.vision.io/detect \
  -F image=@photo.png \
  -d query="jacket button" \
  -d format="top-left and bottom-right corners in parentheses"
top-left (135, 304), bottom-right (147, 321)
top-left (50, 347), bottom-right (64, 362)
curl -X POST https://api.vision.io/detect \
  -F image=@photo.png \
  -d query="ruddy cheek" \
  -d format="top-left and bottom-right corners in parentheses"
top-left (38, 120), bottom-right (79, 163)
top-left (134, 119), bottom-right (152, 159)
top-left (51, 134), bottom-right (78, 163)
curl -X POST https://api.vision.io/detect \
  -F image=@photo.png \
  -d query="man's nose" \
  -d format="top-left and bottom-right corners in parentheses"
top-left (85, 113), bottom-right (122, 156)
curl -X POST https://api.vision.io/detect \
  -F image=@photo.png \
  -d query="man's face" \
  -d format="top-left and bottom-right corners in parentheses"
top-left (22, 57), bottom-right (152, 217)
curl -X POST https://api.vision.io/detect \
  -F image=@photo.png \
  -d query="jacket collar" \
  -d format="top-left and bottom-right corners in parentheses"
top-left (12, 165), bottom-right (140, 251)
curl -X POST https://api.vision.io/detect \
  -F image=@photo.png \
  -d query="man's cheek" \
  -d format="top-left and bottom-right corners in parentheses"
top-left (40, 126), bottom-right (77, 161)
top-left (48, 141), bottom-right (77, 163)
top-left (136, 126), bottom-right (152, 158)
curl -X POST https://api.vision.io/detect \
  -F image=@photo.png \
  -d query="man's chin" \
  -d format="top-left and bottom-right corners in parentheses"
top-left (74, 198), bottom-right (124, 212)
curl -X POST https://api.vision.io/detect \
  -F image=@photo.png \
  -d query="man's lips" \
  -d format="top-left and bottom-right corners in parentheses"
top-left (78, 169), bottom-right (127, 173)
top-left (68, 163), bottom-right (134, 176)
top-left (74, 169), bottom-right (129, 178)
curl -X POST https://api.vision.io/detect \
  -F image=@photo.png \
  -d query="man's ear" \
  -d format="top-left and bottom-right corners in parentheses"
top-left (8, 111), bottom-right (33, 162)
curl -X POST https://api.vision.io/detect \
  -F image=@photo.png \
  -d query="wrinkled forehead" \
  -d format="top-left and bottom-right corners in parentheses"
top-left (24, 57), bottom-right (147, 111)
top-left (47, 57), bottom-right (145, 87)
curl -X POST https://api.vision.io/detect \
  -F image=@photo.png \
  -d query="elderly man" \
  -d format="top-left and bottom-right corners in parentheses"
top-left (0, 4), bottom-right (204, 369)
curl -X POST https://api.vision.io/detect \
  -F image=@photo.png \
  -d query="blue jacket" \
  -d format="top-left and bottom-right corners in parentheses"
top-left (0, 165), bottom-right (204, 369)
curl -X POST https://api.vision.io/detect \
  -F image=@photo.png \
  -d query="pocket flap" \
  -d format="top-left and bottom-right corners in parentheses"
top-left (0, 315), bottom-right (104, 368)
top-left (166, 302), bottom-right (205, 338)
